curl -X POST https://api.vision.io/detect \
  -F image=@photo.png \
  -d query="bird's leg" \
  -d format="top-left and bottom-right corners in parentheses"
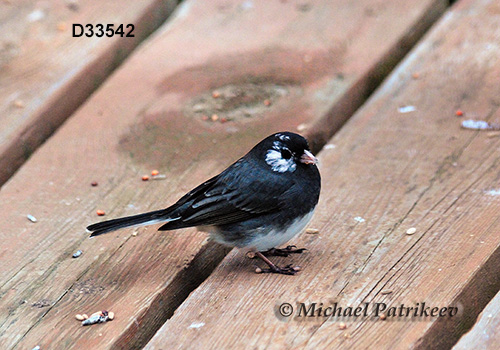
top-left (254, 252), bottom-right (300, 275)
top-left (263, 245), bottom-right (307, 257)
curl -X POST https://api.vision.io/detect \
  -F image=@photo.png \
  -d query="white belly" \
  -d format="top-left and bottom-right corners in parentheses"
top-left (246, 210), bottom-right (315, 251)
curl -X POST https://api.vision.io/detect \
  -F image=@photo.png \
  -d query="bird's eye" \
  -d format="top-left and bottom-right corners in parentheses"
top-left (281, 148), bottom-right (292, 159)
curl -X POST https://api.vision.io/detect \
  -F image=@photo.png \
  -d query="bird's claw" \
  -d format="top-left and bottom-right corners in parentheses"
top-left (257, 264), bottom-right (300, 275)
top-left (264, 245), bottom-right (307, 257)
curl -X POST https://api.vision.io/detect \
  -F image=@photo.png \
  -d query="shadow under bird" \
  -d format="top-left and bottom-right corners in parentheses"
top-left (87, 132), bottom-right (321, 275)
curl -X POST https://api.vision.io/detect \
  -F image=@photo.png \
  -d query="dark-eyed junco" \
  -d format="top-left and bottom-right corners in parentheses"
top-left (87, 132), bottom-right (321, 275)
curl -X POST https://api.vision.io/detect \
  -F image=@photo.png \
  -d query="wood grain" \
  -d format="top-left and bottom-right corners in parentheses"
top-left (0, 0), bottom-right (446, 349)
top-left (145, 0), bottom-right (500, 349)
top-left (452, 289), bottom-right (500, 349)
top-left (0, 0), bottom-right (178, 186)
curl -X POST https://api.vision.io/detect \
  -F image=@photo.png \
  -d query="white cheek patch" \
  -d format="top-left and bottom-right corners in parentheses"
top-left (265, 149), bottom-right (296, 173)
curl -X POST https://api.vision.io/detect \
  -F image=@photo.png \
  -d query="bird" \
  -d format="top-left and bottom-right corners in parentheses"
top-left (87, 132), bottom-right (321, 275)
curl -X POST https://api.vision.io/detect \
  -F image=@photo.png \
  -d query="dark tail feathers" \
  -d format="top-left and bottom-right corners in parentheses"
top-left (87, 208), bottom-right (175, 237)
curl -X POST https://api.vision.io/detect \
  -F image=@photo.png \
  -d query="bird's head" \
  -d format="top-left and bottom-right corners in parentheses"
top-left (255, 132), bottom-right (318, 173)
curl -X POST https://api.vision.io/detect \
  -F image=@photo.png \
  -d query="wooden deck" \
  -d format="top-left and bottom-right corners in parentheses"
top-left (1, 0), bottom-right (499, 349)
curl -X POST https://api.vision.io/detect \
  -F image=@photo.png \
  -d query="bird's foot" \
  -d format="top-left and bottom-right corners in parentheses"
top-left (254, 251), bottom-right (301, 275)
top-left (264, 245), bottom-right (307, 257)
top-left (257, 264), bottom-right (301, 275)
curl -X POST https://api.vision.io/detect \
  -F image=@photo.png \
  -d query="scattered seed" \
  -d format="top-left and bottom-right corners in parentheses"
top-left (108, 311), bottom-right (115, 320)
top-left (27, 214), bottom-right (37, 223)
top-left (220, 117), bottom-right (228, 123)
top-left (72, 250), bottom-right (82, 258)
top-left (75, 314), bottom-right (85, 321)
top-left (263, 99), bottom-right (271, 106)
top-left (406, 227), bottom-right (416, 235)
top-left (379, 314), bottom-right (387, 320)
top-left (131, 231), bottom-right (138, 237)
top-left (91, 181), bottom-right (98, 187)
top-left (455, 109), bottom-right (463, 117)
top-left (246, 252), bottom-right (256, 259)
top-left (293, 266), bottom-right (301, 272)
top-left (96, 210), bottom-right (105, 216)
top-left (13, 100), bottom-right (25, 108)
top-left (82, 314), bottom-right (88, 319)
top-left (338, 322), bottom-right (347, 330)
top-left (255, 267), bottom-right (262, 274)
top-left (305, 228), bottom-right (319, 234)
top-left (380, 290), bottom-right (393, 295)
top-left (57, 22), bottom-right (67, 31)
top-left (212, 91), bottom-right (220, 98)
top-left (211, 114), bottom-right (219, 122)
top-left (151, 170), bottom-right (159, 176)
top-left (411, 72), bottom-right (420, 79)
top-left (142, 175), bottom-right (149, 181)
top-left (297, 123), bottom-right (307, 132)
top-left (201, 115), bottom-right (209, 121)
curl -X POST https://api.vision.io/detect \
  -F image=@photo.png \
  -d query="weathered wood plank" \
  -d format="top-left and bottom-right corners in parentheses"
top-left (145, 0), bottom-right (500, 349)
top-left (0, 0), bottom-right (178, 186)
top-left (0, 0), bottom-right (446, 349)
top-left (453, 289), bottom-right (500, 349)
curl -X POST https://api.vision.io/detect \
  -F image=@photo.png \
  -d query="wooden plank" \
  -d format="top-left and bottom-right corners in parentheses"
top-left (0, 0), bottom-right (446, 349)
top-left (0, 0), bottom-right (179, 186)
top-left (453, 289), bottom-right (500, 349)
top-left (144, 0), bottom-right (500, 349)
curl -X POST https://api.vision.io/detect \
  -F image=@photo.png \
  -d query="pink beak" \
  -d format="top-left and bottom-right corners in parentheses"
top-left (300, 150), bottom-right (318, 165)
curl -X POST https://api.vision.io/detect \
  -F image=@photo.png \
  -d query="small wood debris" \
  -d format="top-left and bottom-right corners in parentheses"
top-left (406, 227), bottom-right (416, 235)
top-left (31, 346), bottom-right (40, 350)
top-left (152, 174), bottom-right (167, 180)
top-left (487, 131), bottom-right (500, 138)
top-left (27, 214), bottom-right (37, 223)
top-left (255, 267), bottom-right (262, 274)
top-left (96, 210), bottom-right (105, 216)
top-left (305, 228), bottom-right (319, 234)
top-left (75, 314), bottom-right (87, 321)
top-left (81, 310), bottom-right (113, 326)
top-left (354, 216), bottom-right (365, 223)
top-left (380, 290), bottom-right (393, 295)
top-left (398, 105), bottom-right (416, 113)
top-left (461, 119), bottom-right (500, 130)
top-left (91, 181), bottom-right (98, 187)
top-left (72, 250), bottom-right (82, 258)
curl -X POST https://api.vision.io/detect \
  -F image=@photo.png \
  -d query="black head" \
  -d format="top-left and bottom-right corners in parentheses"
top-left (250, 132), bottom-right (318, 174)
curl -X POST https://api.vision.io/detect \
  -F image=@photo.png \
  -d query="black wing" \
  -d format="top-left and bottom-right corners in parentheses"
top-left (158, 158), bottom-right (292, 230)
